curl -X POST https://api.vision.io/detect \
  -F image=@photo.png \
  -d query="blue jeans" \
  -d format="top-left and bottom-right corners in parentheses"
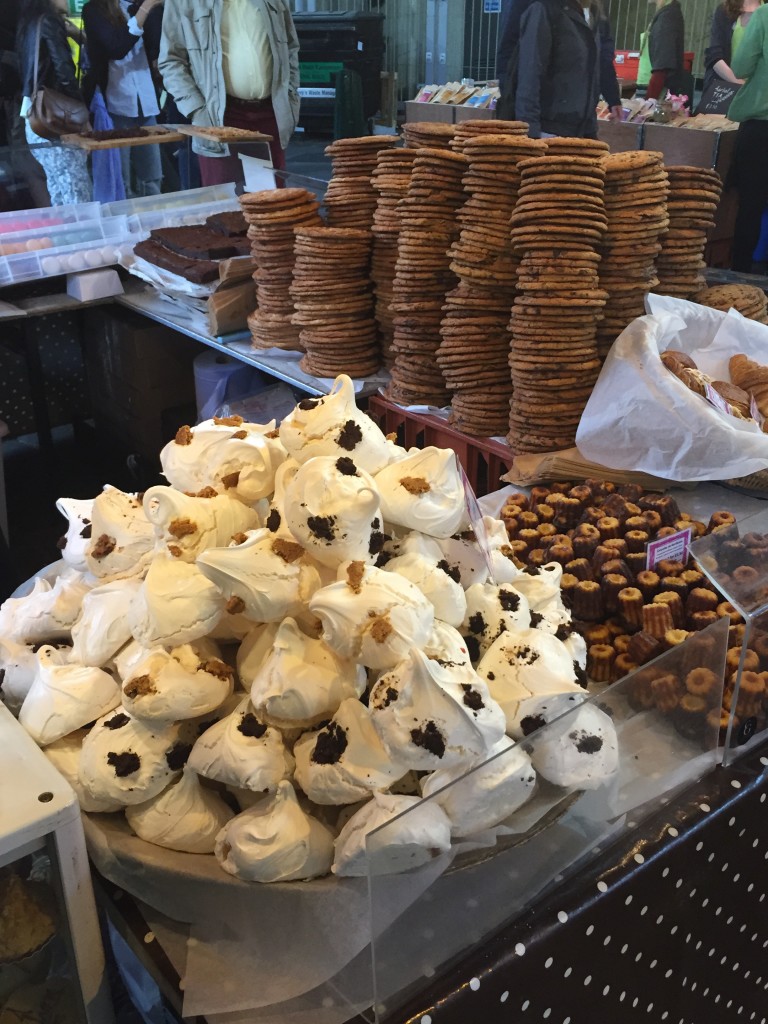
top-left (110, 112), bottom-right (162, 197)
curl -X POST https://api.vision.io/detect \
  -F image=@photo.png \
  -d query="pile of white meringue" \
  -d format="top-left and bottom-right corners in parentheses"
top-left (0, 375), bottom-right (618, 883)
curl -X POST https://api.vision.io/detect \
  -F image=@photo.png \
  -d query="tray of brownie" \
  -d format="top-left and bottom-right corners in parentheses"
top-left (62, 125), bottom-right (185, 149)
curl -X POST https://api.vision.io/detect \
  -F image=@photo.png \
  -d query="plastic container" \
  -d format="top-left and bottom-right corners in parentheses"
top-left (194, 350), bottom-right (265, 421)
top-left (102, 183), bottom-right (237, 221)
top-left (0, 202), bottom-right (101, 236)
top-left (127, 197), bottom-right (241, 234)
top-left (0, 215), bottom-right (132, 284)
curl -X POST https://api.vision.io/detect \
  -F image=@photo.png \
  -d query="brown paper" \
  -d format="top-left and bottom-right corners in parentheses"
top-left (207, 279), bottom-right (257, 335)
top-left (503, 447), bottom-right (690, 490)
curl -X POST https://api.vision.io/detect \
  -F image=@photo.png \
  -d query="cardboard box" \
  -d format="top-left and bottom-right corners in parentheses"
top-left (405, 101), bottom-right (454, 124)
top-left (597, 120), bottom-right (645, 153)
top-left (642, 123), bottom-right (737, 178)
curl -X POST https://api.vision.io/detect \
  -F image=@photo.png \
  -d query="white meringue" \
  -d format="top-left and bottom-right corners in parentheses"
top-left (187, 699), bottom-right (294, 792)
top-left (196, 529), bottom-right (321, 623)
top-left (294, 698), bottom-right (408, 804)
top-left (70, 578), bottom-right (142, 667)
top-left (250, 618), bottom-right (365, 728)
top-left (422, 620), bottom-right (474, 668)
top-left (126, 767), bottom-right (234, 853)
top-left (482, 515), bottom-right (522, 584)
top-left (279, 375), bottom-right (392, 474)
top-left (55, 496), bottom-right (94, 572)
top-left (79, 709), bottom-right (184, 806)
top-left (215, 780), bottom-right (334, 882)
top-left (434, 530), bottom-right (491, 589)
top-left (236, 622), bottom-right (281, 688)
top-left (0, 572), bottom-right (91, 644)
top-left (476, 628), bottom-right (582, 735)
top-left (19, 645), bottom-right (121, 746)
top-left (160, 416), bottom-right (286, 504)
top-left (462, 582), bottom-right (531, 662)
top-left (86, 485), bottom-right (155, 580)
top-left (373, 447), bottom-right (468, 539)
top-left (370, 648), bottom-right (506, 770)
top-left (260, 458), bottom-right (300, 540)
top-left (384, 532), bottom-right (467, 628)
top-left (143, 486), bottom-right (260, 562)
top-left (421, 739), bottom-right (536, 837)
top-left (332, 791), bottom-right (452, 877)
top-left (0, 639), bottom-right (62, 716)
top-left (525, 694), bottom-right (619, 790)
top-left (309, 561), bottom-right (434, 670)
top-left (283, 455), bottom-right (383, 568)
top-left (121, 645), bottom-right (234, 723)
top-left (44, 729), bottom-right (123, 813)
top-left (128, 556), bottom-right (225, 647)
top-left (512, 564), bottom-right (571, 633)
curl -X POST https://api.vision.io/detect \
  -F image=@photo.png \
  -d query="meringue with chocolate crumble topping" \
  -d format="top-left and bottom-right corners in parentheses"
top-left (373, 446), bottom-right (468, 539)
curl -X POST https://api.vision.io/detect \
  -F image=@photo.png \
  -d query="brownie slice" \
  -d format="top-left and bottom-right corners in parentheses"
top-left (134, 238), bottom-right (221, 284)
top-left (149, 226), bottom-right (251, 261)
top-left (205, 211), bottom-right (248, 237)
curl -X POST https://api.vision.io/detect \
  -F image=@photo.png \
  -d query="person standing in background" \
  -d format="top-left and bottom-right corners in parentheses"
top-left (17, 0), bottom-right (92, 205)
top-left (728, 2), bottom-right (768, 270)
top-left (645, 0), bottom-right (685, 99)
top-left (513, 0), bottom-right (622, 138)
top-left (158, 0), bottom-right (300, 185)
top-left (82, 0), bottom-right (164, 196)
top-left (704, 0), bottom-right (762, 90)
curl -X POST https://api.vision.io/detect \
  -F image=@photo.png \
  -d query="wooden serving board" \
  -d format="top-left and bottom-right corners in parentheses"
top-left (61, 125), bottom-right (184, 150)
top-left (175, 125), bottom-right (272, 143)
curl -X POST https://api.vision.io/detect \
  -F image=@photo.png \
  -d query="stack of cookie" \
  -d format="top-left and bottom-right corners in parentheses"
top-left (403, 122), bottom-right (456, 150)
top-left (507, 154), bottom-right (608, 454)
top-left (436, 133), bottom-right (546, 437)
top-left (370, 148), bottom-right (419, 366)
top-left (656, 165), bottom-right (723, 299)
top-left (450, 118), bottom-right (529, 149)
top-left (323, 136), bottom-right (399, 229)
top-left (384, 147), bottom-right (469, 407)
top-left (597, 151), bottom-right (669, 361)
top-left (697, 284), bottom-right (768, 323)
top-left (290, 227), bottom-right (380, 379)
top-left (239, 188), bottom-right (323, 351)
top-left (541, 137), bottom-right (610, 160)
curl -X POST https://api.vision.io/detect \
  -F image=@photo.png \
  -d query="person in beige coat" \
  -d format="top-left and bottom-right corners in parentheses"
top-left (158, 0), bottom-right (300, 183)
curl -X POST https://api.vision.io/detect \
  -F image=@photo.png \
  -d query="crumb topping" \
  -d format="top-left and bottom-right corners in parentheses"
top-left (570, 730), bottom-right (603, 754)
top-left (169, 517), bottom-right (197, 539)
top-left (202, 658), bottom-right (234, 681)
top-left (221, 471), bottom-right (240, 489)
top-left (468, 611), bottom-right (486, 635)
top-left (238, 713), bottom-right (268, 738)
top-left (514, 645), bottom-right (540, 666)
top-left (175, 425), bottom-right (193, 445)
top-left (369, 613), bottom-right (394, 643)
top-left (91, 534), bottom-right (116, 560)
top-left (461, 684), bottom-right (485, 711)
top-left (335, 456), bottom-right (359, 476)
top-left (307, 514), bottom-right (336, 541)
top-left (165, 742), bottom-right (192, 771)
top-left (123, 675), bottom-right (156, 699)
top-left (437, 559), bottom-right (461, 583)
top-left (311, 722), bottom-right (348, 764)
top-left (499, 590), bottom-right (521, 612)
top-left (191, 486), bottom-right (218, 499)
top-left (272, 538), bottom-right (304, 562)
top-left (230, 430), bottom-right (248, 440)
top-left (167, 544), bottom-right (183, 558)
top-left (400, 476), bottom-right (431, 495)
top-left (298, 398), bottom-right (320, 411)
top-left (265, 429), bottom-right (280, 439)
top-left (231, 532), bottom-right (248, 545)
top-left (213, 415), bottom-right (243, 427)
top-left (107, 750), bottom-right (140, 777)
top-left (386, 432), bottom-right (397, 441)
top-left (265, 508), bottom-right (281, 532)
top-left (337, 420), bottom-right (363, 451)
top-left (410, 721), bottom-right (446, 758)
top-left (346, 560), bottom-right (365, 593)
top-left (529, 610), bottom-right (544, 628)
top-left (103, 713), bottom-right (130, 730)
top-left (520, 714), bottom-right (546, 736)
top-left (80, 521), bottom-right (92, 538)
top-left (226, 595), bottom-right (246, 615)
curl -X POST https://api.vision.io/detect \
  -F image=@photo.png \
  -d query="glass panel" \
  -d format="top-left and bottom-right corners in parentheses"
top-left (691, 506), bottom-right (768, 766)
top-left (365, 616), bottom-right (728, 1022)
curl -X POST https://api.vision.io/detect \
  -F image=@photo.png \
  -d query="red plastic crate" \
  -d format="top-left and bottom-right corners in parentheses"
top-left (365, 395), bottom-right (514, 497)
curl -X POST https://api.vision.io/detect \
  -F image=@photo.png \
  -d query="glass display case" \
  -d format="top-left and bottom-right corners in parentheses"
top-left (364, 617), bottom-right (729, 1022)
top-left (691, 506), bottom-right (768, 766)
top-left (0, 702), bottom-right (113, 1022)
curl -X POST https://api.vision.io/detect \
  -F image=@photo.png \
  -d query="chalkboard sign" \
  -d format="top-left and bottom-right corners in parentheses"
top-left (696, 78), bottom-right (740, 116)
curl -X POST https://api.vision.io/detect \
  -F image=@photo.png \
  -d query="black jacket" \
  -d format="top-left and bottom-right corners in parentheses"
top-left (515, 0), bottom-right (616, 137)
top-left (17, 12), bottom-right (82, 99)
top-left (648, 0), bottom-right (684, 72)
top-left (703, 3), bottom-right (735, 90)
top-left (81, 2), bottom-right (162, 101)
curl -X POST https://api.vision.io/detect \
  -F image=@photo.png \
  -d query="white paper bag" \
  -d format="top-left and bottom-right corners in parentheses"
top-left (575, 296), bottom-right (768, 482)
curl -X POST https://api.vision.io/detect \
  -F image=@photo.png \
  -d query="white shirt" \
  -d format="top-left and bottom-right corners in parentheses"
top-left (105, 0), bottom-right (160, 118)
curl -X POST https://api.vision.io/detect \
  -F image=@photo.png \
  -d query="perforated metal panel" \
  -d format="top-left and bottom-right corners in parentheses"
top-left (0, 312), bottom-right (90, 439)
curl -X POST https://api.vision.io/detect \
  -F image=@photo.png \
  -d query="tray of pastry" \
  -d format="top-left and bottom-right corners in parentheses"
top-left (61, 125), bottom-right (184, 149)
top-left (175, 125), bottom-right (272, 143)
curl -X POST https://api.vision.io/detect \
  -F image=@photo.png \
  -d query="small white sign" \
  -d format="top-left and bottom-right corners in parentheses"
top-left (239, 154), bottom-right (276, 192)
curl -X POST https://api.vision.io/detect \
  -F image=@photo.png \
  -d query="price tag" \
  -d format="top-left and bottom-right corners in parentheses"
top-left (646, 526), bottom-right (692, 571)
top-left (455, 454), bottom-right (496, 583)
top-left (704, 383), bottom-right (732, 417)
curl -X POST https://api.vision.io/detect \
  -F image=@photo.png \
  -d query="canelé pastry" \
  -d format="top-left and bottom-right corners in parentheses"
top-left (618, 587), bottom-right (644, 628)
top-left (572, 580), bottom-right (603, 621)
top-left (587, 644), bottom-right (615, 682)
top-left (642, 602), bottom-right (674, 640)
top-left (653, 591), bottom-right (685, 628)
